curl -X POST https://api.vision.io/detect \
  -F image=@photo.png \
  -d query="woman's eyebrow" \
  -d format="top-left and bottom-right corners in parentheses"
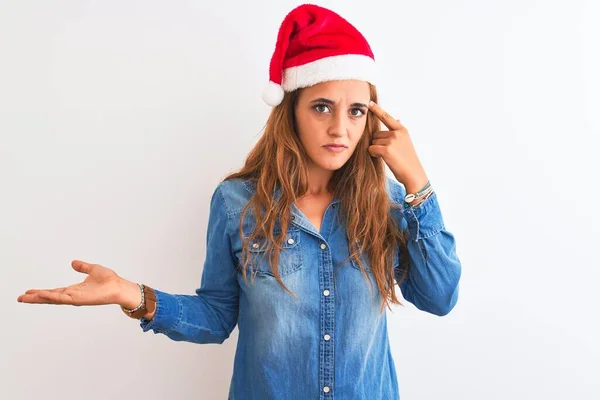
top-left (309, 98), bottom-right (368, 108)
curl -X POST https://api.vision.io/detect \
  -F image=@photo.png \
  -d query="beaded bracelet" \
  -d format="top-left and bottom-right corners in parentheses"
top-left (403, 180), bottom-right (434, 208)
top-left (121, 283), bottom-right (145, 314)
top-left (404, 190), bottom-right (434, 208)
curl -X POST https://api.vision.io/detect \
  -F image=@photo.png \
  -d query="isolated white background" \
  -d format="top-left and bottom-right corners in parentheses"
top-left (1, 1), bottom-right (598, 399)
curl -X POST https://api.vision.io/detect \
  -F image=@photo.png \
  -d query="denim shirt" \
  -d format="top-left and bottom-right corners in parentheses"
top-left (139, 176), bottom-right (462, 399)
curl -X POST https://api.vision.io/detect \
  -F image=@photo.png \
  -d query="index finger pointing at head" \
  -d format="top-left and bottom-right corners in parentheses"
top-left (368, 101), bottom-right (402, 130)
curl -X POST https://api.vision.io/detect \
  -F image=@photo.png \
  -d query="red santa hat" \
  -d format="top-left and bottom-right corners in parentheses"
top-left (262, 4), bottom-right (378, 107)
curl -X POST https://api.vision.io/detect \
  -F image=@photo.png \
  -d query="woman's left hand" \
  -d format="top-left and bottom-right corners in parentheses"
top-left (367, 101), bottom-right (429, 194)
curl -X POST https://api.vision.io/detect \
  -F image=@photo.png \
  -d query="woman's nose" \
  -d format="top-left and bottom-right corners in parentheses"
top-left (328, 112), bottom-right (347, 136)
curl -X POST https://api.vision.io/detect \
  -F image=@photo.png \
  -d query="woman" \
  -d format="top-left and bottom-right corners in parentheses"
top-left (17, 4), bottom-right (461, 399)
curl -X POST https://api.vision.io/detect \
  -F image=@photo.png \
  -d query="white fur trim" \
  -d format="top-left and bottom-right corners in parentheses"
top-left (262, 80), bottom-right (285, 106)
top-left (282, 54), bottom-right (378, 91)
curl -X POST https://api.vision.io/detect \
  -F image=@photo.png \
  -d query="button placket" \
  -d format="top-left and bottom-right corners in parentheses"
top-left (318, 239), bottom-right (334, 398)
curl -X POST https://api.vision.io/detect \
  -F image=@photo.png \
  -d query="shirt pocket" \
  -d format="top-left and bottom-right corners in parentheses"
top-left (350, 248), bottom-right (401, 273)
top-left (350, 251), bottom-right (373, 273)
top-left (245, 229), bottom-right (303, 278)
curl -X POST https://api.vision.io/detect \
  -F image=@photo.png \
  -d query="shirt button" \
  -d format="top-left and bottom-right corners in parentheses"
top-left (323, 386), bottom-right (330, 393)
top-left (320, 243), bottom-right (327, 250)
top-left (323, 289), bottom-right (330, 296)
top-left (324, 334), bottom-right (331, 341)
top-left (287, 238), bottom-right (295, 245)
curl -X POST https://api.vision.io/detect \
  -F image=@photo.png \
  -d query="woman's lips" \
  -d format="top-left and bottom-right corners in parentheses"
top-left (323, 145), bottom-right (346, 153)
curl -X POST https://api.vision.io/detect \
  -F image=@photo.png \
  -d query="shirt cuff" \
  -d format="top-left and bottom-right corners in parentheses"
top-left (401, 191), bottom-right (445, 241)
top-left (139, 289), bottom-right (182, 334)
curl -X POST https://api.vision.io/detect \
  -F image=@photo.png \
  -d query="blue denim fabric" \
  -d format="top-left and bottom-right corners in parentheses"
top-left (140, 176), bottom-right (462, 399)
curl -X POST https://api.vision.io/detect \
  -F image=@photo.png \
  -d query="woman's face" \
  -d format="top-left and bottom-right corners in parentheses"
top-left (294, 80), bottom-right (371, 173)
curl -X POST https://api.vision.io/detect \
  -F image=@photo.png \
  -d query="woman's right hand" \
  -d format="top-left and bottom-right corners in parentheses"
top-left (16, 260), bottom-right (137, 307)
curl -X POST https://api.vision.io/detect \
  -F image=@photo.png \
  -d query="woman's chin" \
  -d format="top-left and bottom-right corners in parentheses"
top-left (316, 159), bottom-right (348, 171)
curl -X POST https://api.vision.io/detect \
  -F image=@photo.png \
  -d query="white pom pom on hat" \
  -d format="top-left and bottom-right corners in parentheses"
top-left (262, 4), bottom-right (379, 107)
top-left (262, 80), bottom-right (285, 107)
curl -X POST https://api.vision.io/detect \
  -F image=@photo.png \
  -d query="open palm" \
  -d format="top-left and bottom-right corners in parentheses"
top-left (17, 260), bottom-right (122, 306)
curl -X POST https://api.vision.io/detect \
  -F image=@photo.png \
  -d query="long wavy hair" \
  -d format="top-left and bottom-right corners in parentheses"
top-left (223, 83), bottom-right (410, 313)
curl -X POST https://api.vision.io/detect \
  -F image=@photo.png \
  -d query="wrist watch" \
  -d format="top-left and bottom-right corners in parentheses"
top-left (121, 283), bottom-right (157, 320)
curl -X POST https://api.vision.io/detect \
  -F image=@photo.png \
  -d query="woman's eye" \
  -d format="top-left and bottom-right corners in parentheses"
top-left (350, 108), bottom-right (366, 117)
top-left (314, 104), bottom-right (330, 113)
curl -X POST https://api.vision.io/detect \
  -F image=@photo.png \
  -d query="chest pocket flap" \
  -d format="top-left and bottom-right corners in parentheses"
top-left (245, 229), bottom-right (303, 277)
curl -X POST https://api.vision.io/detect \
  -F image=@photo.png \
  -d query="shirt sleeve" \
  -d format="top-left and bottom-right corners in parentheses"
top-left (139, 183), bottom-right (240, 343)
top-left (391, 183), bottom-right (462, 316)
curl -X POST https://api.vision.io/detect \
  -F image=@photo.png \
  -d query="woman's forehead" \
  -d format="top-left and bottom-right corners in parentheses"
top-left (298, 80), bottom-right (370, 101)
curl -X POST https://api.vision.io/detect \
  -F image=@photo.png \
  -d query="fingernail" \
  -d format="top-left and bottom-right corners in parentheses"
top-left (369, 100), bottom-right (374, 106)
